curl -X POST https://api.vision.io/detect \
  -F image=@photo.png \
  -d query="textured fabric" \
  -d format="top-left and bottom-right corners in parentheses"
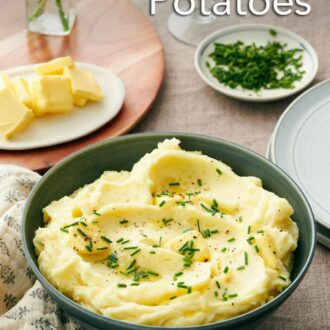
top-left (132, 1), bottom-right (330, 329)
top-left (0, 166), bottom-right (82, 330)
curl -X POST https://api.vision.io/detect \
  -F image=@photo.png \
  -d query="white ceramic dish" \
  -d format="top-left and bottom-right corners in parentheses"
top-left (0, 63), bottom-right (125, 151)
top-left (195, 24), bottom-right (319, 102)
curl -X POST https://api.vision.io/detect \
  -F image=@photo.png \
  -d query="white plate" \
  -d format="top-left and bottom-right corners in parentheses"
top-left (195, 24), bottom-right (319, 102)
top-left (0, 63), bottom-right (125, 150)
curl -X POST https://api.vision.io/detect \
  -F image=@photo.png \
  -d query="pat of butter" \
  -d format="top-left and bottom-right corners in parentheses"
top-left (13, 77), bottom-right (33, 108)
top-left (31, 76), bottom-right (73, 116)
top-left (0, 72), bottom-right (14, 93)
top-left (74, 97), bottom-right (88, 107)
top-left (35, 56), bottom-right (75, 75)
top-left (0, 89), bottom-right (34, 139)
top-left (64, 67), bottom-right (104, 102)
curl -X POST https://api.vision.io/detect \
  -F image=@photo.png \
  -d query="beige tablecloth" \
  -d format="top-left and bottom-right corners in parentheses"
top-left (132, 0), bottom-right (330, 328)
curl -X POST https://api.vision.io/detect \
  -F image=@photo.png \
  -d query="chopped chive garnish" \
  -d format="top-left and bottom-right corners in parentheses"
top-left (170, 296), bottom-right (177, 300)
top-left (279, 276), bottom-right (287, 281)
top-left (85, 241), bottom-right (93, 252)
top-left (221, 247), bottom-right (227, 253)
top-left (197, 179), bottom-right (203, 186)
top-left (123, 246), bottom-right (138, 250)
top-left (169, 182), bottom-right (180, 186)
top-left (117, 283), bottom-right (127, 288)
top-left (216, 281), bottom-right (221, 289)
top-left (255, 245), bottom-right (260, 253)
top-left (93, 210), bottom-right (101, 216)
top-left (159, 201), bottom-right (166, 208)
top-left (80, 221), bottom-right (88, 227)
top-left (121, 240), bottom-right (130, 245)
top-left (162, 218), bottom-right (173, 226)
top-left (97, 247), bottom-right (108, 251)
top-left (119, 219), bottom-right (129, 224)
top-left (227, 237), bottom-right (235, 243)
top-left (159, 236), bottom-right (162, 247)
top-left (211, 230), bottom-right (219, 234)
top-left (216, 168), bottom-right (222, 175)
top-left (101, 236), bottom-right (112, 244)
top-left (131, 249), bottom-right (141, 256)
top-left (244, 251), bottom-right (248, 265)
top-left (238, 216), bottom-right (243, 222)
top-left (247, 237), bottom-right (255, 245)
top-left (60, 228), bottom-right (69, 233)
top-left (224, 266), bottom-right (229, 274)
top-left (228, 293), bottom-right (238, 299)
top-left (257, 230), bottom-right (264, 234)
top-left (92, 221), bottom-right (99, 224)
top-left (77, 228), bottom-right (87, 237)
top-left (222, 294), bottom-right (228, 301)
top-left (214, 291), bottom-right (219, 297)
top-left (150, 251), bottom-right (156, 254)
top-left (63, 221), bottom-right (79, 229)
top-left (130, 282), bottom-right (140, 286)
top-left (237, 266), bottom-right (245, 271)
top-left (116, 238), bottom-right (124, 243)
top-left (119, 271), bottom-right (129, 277)
top-left (175, 271), bottom-right (184, 277)
top-left (197, 219), bottom-right (201, 232)
top-left (183, 228), bottom-right (193, 233)
top-left (248, 225), bottom-right (251, 234)
top-left (147, 271), bottom-right (159, 276)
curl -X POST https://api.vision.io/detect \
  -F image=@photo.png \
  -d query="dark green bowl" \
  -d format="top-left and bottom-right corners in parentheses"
top-left (22, 133), bottom-right (316, 330)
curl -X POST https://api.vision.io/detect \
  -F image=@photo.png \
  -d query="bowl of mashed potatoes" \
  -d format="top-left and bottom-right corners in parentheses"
top-left (22, 133), bottom-right (315, 329)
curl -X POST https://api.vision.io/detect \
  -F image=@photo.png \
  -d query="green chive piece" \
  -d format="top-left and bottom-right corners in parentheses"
top-left (101, 236), bottom-right (112, 244)
top-left (162, 218), bottom-right (173, 226)
top-left (248, 225), bottom-right (251, 234)
top-left (170, 296), bottom-right (177, 300)
top-left (159, 201), bottom-right (166, 208)
top-left (147, 271), bottom-right (159, 276)
top-left (169, 182), bottom-right (180, 186)
top-left (237, 266), bottom-right (245, 271)
top-left (269, 28), bottom-right (278, 37)
top-left (216, 168), bottom-right (222, 175)
top-left (116, 238), bottom-right (124, 243)
top-left (257, 230), bottom-right (264, 234)
top-left (97, 247), bottom-right (108, 251)
top-left (123, 246), bottom-right (138, 250)
top-left (183, 228), bottom-right (193, 233)
top-left (93, 210), bottom-right (101, 216)
top-left (119, 219), bottom-right (129, 224)
top-left (244, 251), bottom-right (248, 266)
top-left (228, 293), bottom-right (238, 299)
top-left (279, 276), bottom-right (287, 281)
top-left (227, 237), bottom-right (236, 243)
top-left (127, 259), bottom-right (137, 270)
top-left (224, 266), bottom-right (229, 274)
top-left (197, 219), bottom-right (201, 233)
top-left (130, 282), bottom-right (140, 286)
top-left (117, 283), bottom-right (127, 288)
top-left (121, 240), bottom-right (130, 245)
top-left (150, 251), bottom-right (156, 254)
top-left (221, 247), bottom-right (227, 253)
top-left (63, 221), bottom-right (79, 229)
top-left (216, 281), bottom-right (221, 289)
top-left (197, 179), bottom-right (203, 186)
top-left (80, 221), bottom-right (88, 227)
top-left (60, 228), bottom-right (69, 233)
top-left (247, 237), bottom-right (255, 245)
top-left (77, 228), bottom-right (87, 237)
top-left (255, 245), bottom-right (260, 253)
top-left (214, 291), bottom-right (219, 297)
top-left (131, 249), bottom-right (141, 256)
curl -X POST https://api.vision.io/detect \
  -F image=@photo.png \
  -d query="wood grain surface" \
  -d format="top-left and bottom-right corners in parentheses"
top-left (0, 0), bottom-right (165, 172)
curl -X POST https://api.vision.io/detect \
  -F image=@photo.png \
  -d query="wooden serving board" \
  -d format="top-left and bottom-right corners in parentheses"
top-left (0, 0), bottom-right (164, 172)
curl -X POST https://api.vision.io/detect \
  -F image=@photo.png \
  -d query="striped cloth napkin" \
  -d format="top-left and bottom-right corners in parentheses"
top-left (0, 165), bottom-right (82, 330)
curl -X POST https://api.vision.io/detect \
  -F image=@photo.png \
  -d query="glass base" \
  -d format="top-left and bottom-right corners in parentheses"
top-left (168, 12), bottom-right (236, 47)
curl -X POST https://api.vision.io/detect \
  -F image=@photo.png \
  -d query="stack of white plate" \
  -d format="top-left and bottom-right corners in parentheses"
top-left (266, 80), bottom-right (330, 248)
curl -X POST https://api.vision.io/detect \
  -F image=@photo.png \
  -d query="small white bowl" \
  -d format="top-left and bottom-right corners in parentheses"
top-left (195, 24), bottom-right (319, 102)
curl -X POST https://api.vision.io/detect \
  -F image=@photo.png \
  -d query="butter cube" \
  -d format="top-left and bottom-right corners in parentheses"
top-left (0, 89), bottom-right (34, 139)
top-left (74, 97), bottom-right (88, 107)
top-left (31, 76), bottom-right (73, 116)
top-left (35, 56), bottom-right (75, 75)
top-left (0, 73), bottom-right (14, 93)
top-left (64, 67), bottom-right (104, 102)
top-left (13, 77), bottom-right (33, 108)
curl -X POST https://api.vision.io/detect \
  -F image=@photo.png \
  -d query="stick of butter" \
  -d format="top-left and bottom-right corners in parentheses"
top-left (63, 67), bottom-right (104, 103)
top-left (0, 73), bottom-right (14, 93)
top-left (31, 76), bottom-right (74, 116)
top-left (13, 77), bottom-right (33, 108)
top-left (0, 89), bottom-right (34, 139)
top-left (35, 56), bottom-right (75, 75)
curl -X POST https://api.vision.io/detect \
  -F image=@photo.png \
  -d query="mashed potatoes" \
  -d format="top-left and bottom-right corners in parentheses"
top-left (34, 139), bottom-right (298, 326)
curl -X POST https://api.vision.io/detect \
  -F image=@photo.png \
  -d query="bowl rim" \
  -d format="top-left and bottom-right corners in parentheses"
top-left (22, 132), bottom-right (316, 329)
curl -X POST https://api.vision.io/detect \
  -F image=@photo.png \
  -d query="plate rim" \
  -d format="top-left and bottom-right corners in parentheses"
top-left (194, 23), bottom-right (319, 102)
top-left (271, 78), bottom-right (330, 230)
top-left (0, 62), bottom-right (125, 151)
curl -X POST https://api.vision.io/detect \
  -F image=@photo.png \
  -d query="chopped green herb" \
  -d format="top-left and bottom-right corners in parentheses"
top-left (176, 201), bottom-right (191, 207)
top-left (197, 219), bottom-right (201, 232)
top-left (210, 230), bottom-right (219, 234)
top-left (162, 218), bottom-right (173, 226)
top-left (150, 251), bottom-right (156, 254)
top-left (77, 228), bottom-right (87, 237)
top-left (216, 280), bottom-right (221, 289)
top-left (159, 201), bottom-right (166, 208)
top-left (244, 251), bottom-right (249, 266)
top-left (279, 276), bottom-right (287, 282)
top-left (197, 179), bottom-right (203, 186)
top-left (63, 221), bottom-right (79, 229)
top-left (60, 228), bottom-right (69, 233)
top-left (237, 266), bottom-right (245, 271)
top-left (269, 28), bottom-right (278, 37)
top-left (257, 230), bottom-right (264, 234)
top-left (228, 293), bottom-right (238, 299)
top-left (183, 228), bottom-right (193, 233)
top-left (130, 282), bottom-right (140, 286)
top-left (93, 210), bottom-right (101, 216)
top-left (214, 291), bottom-right (219, 297)
top-left (147, 271), bottom-right (159, 277)
top-left (117, 283), bottom-right (127, 288)
top-left (224, 266), bottom-right (229, 274)
top-left (248, 225), bottom-right (251, 234)
top-left (121, 240), bottom-right (130, 245)
top-left (247, 236), bottom-right (255, 245)
top-left (170, 296), bottom-right (177, 300)
top-left (131, 249), bottom-right (141, 256)
top-left (116, 238), bottom-right (124, 243)
top-left (169, 182), bottom-right (180, 186)
top-left (227, 237), bottom-right (236, 243)
top-left (207, 41), bottom-right (305, 92)
top-left (101, 236), bottom-right (112, 244)
top-left (238, 216), bottom-right (243, 222)
top-left (255, 245), bottom-right (260, 253)
top-left (97, 247), bottom-right (108, 251)
top-left (80, 221), bottom-right (88, 227)
top-left (216, 168), bottom-right (223, 175)
top-left (119, 219), bottom-right (129, 224)
top-left (221, 247), bottom-right (227, 253)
